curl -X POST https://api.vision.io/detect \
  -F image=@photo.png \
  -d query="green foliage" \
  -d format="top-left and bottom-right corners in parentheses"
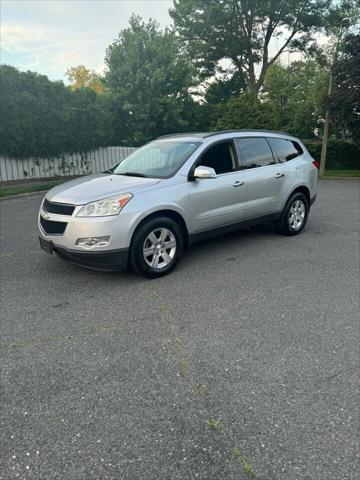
top-left (170, 0), bottom-right (330, 93)
top-left (212, 92), bottom-right (280, 131)
top-left (324, 1), bottom-right (360, 38)
top-left (205, 72), bottom-right (247, 105)
top-left (330, 34), bottom-right (360, 145)
top-left (105, 15), bottom-right (199, 146)
top-left (208, 419), bottom-right (224, 431)
top-left (198, 384), bottom-right (207, 397)
top-left (304, 139), bottom-right (360, 169)
top-left (1, 8), bottom-right (358, 160)
top-left (0, 65), bottom-right (116, 158)
top-left (263, 61), bottom-right (328, 138)
top-left (232, 448), bottom-right (256, 479)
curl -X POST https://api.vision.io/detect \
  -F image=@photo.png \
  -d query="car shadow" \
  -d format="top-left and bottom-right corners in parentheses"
top-left (188, 222), bottom-right (278, 254)
top-left (43, 222), bottom-right (280, 282)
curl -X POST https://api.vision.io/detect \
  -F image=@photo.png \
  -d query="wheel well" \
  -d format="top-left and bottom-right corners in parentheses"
top-left (290, 186), bottom-right (310, 205)
top-left (132, 210), bottom-right (189, 249)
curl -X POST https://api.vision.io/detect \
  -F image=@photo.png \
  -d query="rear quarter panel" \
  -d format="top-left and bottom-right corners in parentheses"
top-left (282, 152), bottom-right (318, 209)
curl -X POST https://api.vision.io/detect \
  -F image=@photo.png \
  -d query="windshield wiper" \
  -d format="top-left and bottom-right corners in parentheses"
top-left (119, 171), bottom-right (148, 178)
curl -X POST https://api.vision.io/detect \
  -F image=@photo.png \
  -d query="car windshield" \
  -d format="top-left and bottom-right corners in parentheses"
top-left (112, 140), bottom-right (200, 178)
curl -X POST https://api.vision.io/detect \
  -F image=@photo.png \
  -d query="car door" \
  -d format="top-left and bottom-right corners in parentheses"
top-left (188, 140), bottom-right (247, 233)
top-left (234, 137), bottom-right (286, 219)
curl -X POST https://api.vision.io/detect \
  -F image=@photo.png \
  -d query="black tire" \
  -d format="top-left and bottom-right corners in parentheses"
top-left (276, 192), bottom-right (309, 236)
top-left (129, 216), bottom-right (184, 278)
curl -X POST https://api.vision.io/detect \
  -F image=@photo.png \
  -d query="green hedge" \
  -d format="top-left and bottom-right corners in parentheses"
top-left (0, 65), bottom-right (116, 159)
top-left (304, 140), bottom-right (360, 170)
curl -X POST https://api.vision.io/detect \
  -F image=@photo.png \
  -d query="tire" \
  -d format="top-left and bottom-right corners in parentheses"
top-left (129, 216), bottom-right (184, 278)
top-left (276, 192), bottom-right (309, 236)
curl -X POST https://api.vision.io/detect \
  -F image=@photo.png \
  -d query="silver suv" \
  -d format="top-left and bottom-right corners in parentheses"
top-left (38, 130), bottom-right (318, 277)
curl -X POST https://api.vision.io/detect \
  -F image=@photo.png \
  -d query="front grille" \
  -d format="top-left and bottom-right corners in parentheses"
top-left (40, 216), bottom-right (67, 235)
top-left (43, 198), bottom-right (75, 216)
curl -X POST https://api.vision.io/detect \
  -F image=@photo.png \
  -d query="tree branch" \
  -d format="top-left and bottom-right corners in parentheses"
top-left (255, 27), bottom-right (299, 92)
top-left (268, 28), bottom-right (298, 67)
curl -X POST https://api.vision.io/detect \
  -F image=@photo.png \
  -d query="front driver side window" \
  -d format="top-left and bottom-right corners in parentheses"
top-left (199, 141), bottom-right (236, 174)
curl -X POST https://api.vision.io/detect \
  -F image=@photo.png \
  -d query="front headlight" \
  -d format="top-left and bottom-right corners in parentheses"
top-left (76, 193), bottom-right (133, 217)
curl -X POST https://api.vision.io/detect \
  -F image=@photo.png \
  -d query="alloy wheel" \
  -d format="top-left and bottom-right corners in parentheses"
top-left (288, 199), bottom-right (306, 231)
top-left (143, 228), bottom-right (177, 269)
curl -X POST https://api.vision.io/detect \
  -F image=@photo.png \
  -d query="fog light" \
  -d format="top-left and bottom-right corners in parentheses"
top-left (76, 236), bottom-right (111, 248)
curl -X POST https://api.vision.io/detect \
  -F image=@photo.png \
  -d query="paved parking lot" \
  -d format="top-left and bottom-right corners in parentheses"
top-left (1, 179), bottom-right (359, 480)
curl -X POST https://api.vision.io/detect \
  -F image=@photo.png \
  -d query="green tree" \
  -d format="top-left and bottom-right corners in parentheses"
top-left (0, 65), bottom-right (115, 158)
top-left (105, 15), bottom-right (198, 145)
top-left (170, 0), bottom-right (331, 95)
top-left (213, 92), bottom-right (280, 131)
top-left (263, 60), bottom-right (328, 138)
top-left (318, 1), bottom-right (359, 174)
top-left (204, 72), bottom-right (247, 105)
top-left (330, 34), bottom-right (360, 144)
top-left (66, 65), bottom-right (106, 94)
top-left (62, 88), bottom-right (115, 152)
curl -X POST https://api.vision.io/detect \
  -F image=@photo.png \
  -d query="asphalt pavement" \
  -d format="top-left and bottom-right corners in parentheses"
top-left (1, 179), bottom-right (359, 480)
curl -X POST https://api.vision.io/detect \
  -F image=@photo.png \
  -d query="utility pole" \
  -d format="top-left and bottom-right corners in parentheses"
top-left (319, 49), bottom-right (336, 177)
top-left (320, 17), bottom-right (350, 176)
top-left (320, 18), bottom-right (350, 177)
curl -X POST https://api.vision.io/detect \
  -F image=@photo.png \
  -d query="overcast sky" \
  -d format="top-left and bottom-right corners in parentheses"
top-left (1, 0), bottom-right (173, 81)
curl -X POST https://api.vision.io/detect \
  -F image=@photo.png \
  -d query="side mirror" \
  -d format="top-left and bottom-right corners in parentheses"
top-left (193, 165), bottom-right (217, 179)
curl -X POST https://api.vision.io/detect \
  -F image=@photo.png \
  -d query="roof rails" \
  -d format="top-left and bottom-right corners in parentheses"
top-left (202, 129), bottom-right (291, 138)
top-left (158, 129), bottom-right (294, 139)
top-left (157, 132), bottom-right (208, 139)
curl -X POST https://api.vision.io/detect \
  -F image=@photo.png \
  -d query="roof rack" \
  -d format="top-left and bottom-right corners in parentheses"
top-left (202, 129), bottom-right (291, 138)
top-left (157, 129), bottom-right (293, 139)
top-left (157, 132), bottom-right (208, 139)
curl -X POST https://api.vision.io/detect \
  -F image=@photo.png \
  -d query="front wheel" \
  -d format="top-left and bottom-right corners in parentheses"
top-left (276, 192), bottom-right (309, 236)
top-left (129, 216), bottom-right (184, 278)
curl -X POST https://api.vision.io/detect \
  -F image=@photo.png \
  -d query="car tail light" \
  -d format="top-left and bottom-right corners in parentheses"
top-left (312, 160), bottom-right (320, 170)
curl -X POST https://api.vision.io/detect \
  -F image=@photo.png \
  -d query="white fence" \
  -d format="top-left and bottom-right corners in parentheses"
top-left (0, 146), bottom-right (137, 182)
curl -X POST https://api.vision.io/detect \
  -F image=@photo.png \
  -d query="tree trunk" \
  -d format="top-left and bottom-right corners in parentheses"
top-left (248, 61), bottom-right (257, 95)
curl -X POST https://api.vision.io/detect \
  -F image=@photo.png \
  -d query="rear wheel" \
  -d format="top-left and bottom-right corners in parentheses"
top-left (129, 216), bottom-right (184, 278)
top-left (276, 192), bottom-right (309, 236)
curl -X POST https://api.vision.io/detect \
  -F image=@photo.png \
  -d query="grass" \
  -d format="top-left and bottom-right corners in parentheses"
top-left (0, 179), bottom-right (66, 198)
top-left (178, 359), bottom-right (189, 377)
top-left (322, 169), bottom-right (360, 177)
top-left (208, 419), bottom-right (224, 431)
top-left (232, 448), bottom-right (256, 479)
top-left (198, 384), bottom-right (207, 397)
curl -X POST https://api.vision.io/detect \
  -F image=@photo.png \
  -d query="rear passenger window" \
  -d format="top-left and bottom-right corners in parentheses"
top-left (235, 138), bottom-right (275, 168)
top-left (269, 138), bottom-right (303, 162)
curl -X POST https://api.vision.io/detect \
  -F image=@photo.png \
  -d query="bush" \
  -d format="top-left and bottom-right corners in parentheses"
top-left (212, 92), bottom-right (280, 131)
top-left (0, 65), bottom-right (116, 159)
top-left (304, 140), bottom-right (360, 170)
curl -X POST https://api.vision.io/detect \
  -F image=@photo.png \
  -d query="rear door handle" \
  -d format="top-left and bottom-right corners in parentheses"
top-left (275, 173), bottom-right (285, 178)
top-left (233, 180), bottom-right (245, 187)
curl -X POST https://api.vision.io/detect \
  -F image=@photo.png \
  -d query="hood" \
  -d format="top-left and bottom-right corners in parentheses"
top-left (46, 173), bottom-right (161, 205)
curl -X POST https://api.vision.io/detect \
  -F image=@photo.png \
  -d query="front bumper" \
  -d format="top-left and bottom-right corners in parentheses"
top-left (40, 239), bottom-right (129, 271)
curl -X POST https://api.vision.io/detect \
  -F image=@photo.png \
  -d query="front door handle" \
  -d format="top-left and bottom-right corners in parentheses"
top-left (275, 172), bottom-right (285, 178)
top-left (233, 180), bottom-right (245, 187)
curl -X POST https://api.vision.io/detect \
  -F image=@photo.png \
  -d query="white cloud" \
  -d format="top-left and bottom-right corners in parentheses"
top-left (1, 22), bottom-right (74, 57)
top-left (1, 0), bottom-right (172, 80)
top-left (1, 21), bottom-right (107, 78)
